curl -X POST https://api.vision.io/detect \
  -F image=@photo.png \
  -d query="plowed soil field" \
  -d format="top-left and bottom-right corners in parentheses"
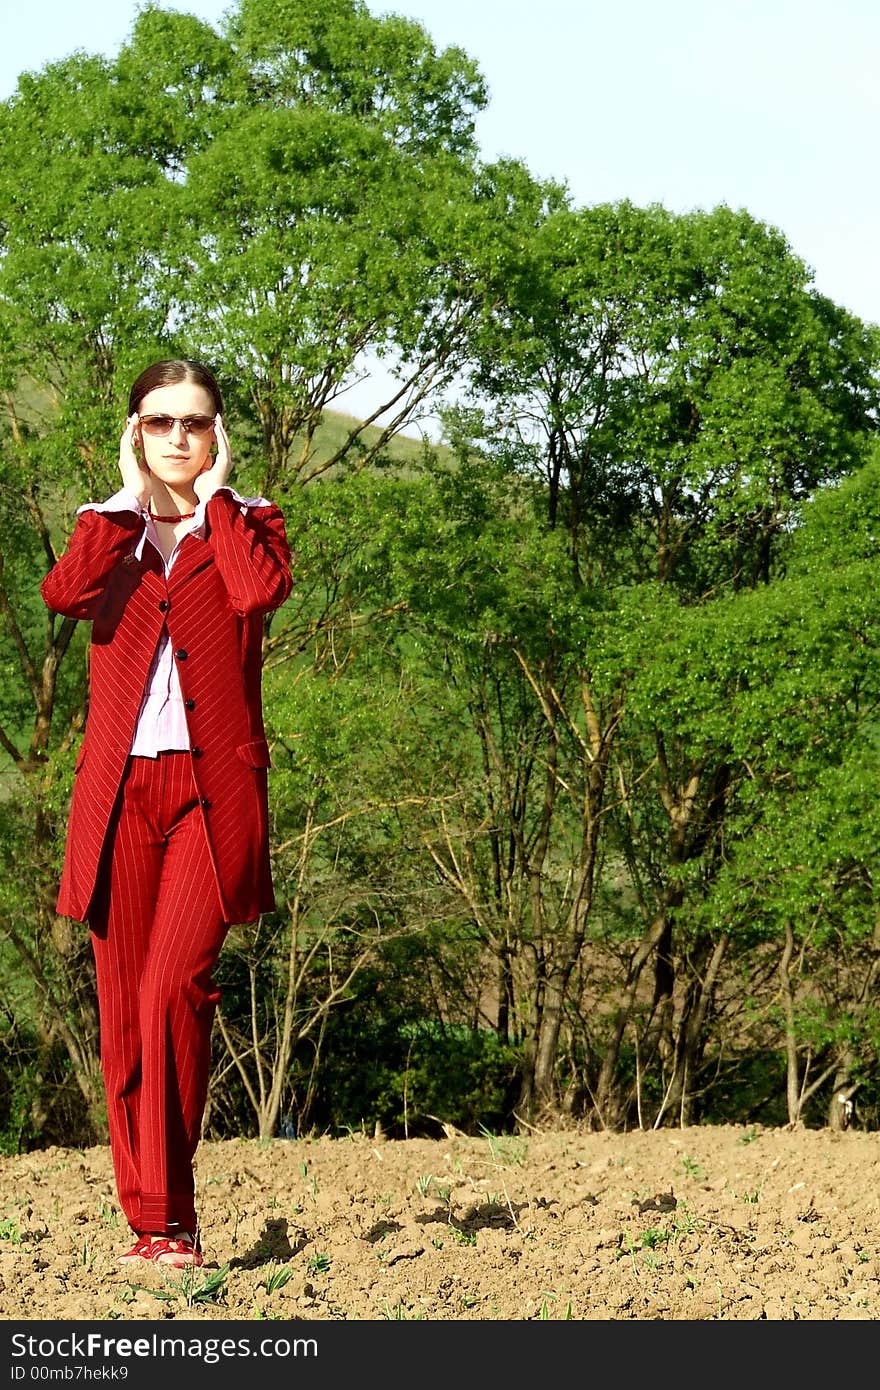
top-left (1, 1123), bottom-right (878, 1321)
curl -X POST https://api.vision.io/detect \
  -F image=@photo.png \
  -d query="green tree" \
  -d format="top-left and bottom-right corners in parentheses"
top-left (450, 199), bottom-right (880, 1124)
top-left (0, 0), bottom-right (509, 1142)
top-left (0, 42), bottom-right (190, 1135)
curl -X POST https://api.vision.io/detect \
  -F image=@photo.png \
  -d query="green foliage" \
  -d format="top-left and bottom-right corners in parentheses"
top-left (0, 1023), bottom-right (41, 1155)
top-left (315, 1005), bottom-right (521, 1137)
top-left (263, 1262), bottom-right (293, 1294)
top-left (3, 0), bottom-right (880, 1142)
top-left (463, 198), bottom-right (879, 591)
top-left (146, 1264), bottom-right (231, 1308)
top-left (0, 1018), bottom-right (95, 1153)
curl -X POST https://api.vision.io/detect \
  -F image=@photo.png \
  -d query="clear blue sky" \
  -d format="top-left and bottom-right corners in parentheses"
top-left (3, 1), bottom-right (879, 427)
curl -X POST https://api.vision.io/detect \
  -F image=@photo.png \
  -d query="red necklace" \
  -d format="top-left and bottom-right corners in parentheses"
top-left (149, 510), bottom-right (196, 523)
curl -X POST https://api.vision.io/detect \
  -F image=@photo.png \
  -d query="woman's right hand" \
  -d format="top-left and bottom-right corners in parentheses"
top-left (118, 414), bottom-right (152, 507)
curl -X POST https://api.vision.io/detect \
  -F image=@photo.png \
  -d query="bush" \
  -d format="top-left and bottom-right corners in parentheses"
top-left (311, 1014), bottom-right (522, 1138)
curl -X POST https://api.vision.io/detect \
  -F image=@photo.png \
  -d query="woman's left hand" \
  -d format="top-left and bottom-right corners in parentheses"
top-left (193, 414), bottom-right (233, 502)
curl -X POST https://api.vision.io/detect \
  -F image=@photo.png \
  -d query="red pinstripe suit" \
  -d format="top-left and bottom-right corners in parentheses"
top-left (41, 487), bottom-right (292, 1236)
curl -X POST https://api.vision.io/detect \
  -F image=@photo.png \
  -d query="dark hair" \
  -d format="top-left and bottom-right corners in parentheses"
top-left (128, 359), bottom-right (223, 417)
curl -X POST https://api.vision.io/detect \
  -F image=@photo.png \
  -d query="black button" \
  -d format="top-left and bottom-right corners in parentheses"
top-left (175, 648), bottom-right (188, 660)
top-left (192, 746), bottom-right (203, 758)
top-left (200, 797), bottom-right (211, 810)
top-left (158, 600), bottom-right (169, 613)
top-left (185, 698), bottom-right (196, 711)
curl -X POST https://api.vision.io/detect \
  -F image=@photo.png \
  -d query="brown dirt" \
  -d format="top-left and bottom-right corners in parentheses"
top-left (1, 1123), bottom-right (878, 1321)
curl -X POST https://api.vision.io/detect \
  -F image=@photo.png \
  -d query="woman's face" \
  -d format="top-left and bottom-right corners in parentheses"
top-left (134, 381), bottom-right (216, 492)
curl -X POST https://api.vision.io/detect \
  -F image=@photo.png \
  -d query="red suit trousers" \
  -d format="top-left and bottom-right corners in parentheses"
top-left (88, 751), bottom-right (228, 1236)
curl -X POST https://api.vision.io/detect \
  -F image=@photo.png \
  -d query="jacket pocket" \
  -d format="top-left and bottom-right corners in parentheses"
top-left (236, 738), bottom-right (272, 768)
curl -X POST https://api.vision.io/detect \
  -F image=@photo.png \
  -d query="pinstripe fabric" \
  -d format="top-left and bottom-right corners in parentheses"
top-left (40, 488), bottom-right (292, 925)
top-left (89, 752), bottom-right (226, 1234)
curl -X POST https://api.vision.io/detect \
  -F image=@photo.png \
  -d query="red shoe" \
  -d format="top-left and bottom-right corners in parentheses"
top-left (117, 1234), bottom-right (157, 1265)
top-left (148, 1233), bottom-right (204, 1268)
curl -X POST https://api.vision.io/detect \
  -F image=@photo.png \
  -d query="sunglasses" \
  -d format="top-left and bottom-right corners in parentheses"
top-left (138, 414), bottom-right (215, 437)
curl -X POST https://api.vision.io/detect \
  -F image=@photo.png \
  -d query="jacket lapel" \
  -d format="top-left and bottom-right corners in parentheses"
top-left (167, 532), bottom-right (215, 591)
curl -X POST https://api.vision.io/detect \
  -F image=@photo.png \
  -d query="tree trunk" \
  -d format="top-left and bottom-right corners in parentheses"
top-left (593, 910), bottom-right (670, 1123)
top-left (655, 931), bottom-right (730, 1127)
top-left (827, 1061), bottom-right (858, 1132)
top-left (779, 921), bottom-right (802, 1126)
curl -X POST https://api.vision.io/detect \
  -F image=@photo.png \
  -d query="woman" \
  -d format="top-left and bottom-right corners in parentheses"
top-left (41, 360), bottom-right (292, 1268)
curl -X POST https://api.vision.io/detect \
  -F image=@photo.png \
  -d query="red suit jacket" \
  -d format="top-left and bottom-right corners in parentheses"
top-left (40, 488), bottom-right (292, 925)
